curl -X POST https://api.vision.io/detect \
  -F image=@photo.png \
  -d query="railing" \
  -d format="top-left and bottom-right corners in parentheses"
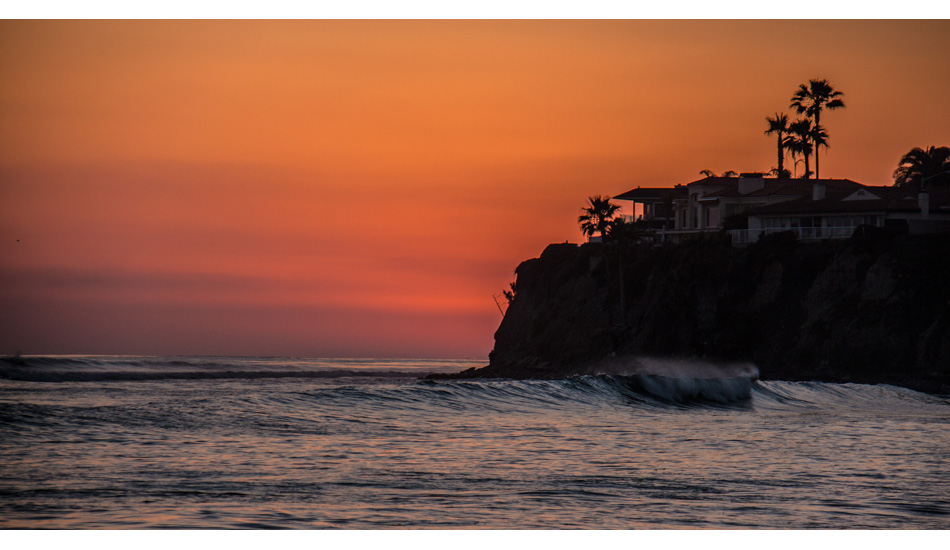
top-left (727, 226), bottom-right (857, 244)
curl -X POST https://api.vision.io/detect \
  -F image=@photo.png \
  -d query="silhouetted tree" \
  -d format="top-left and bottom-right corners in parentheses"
top-left (700, 169), bottom-right (717, 177)
top-left (893, 146), bottom-right (950, 190)
top-left (765, 112), bottom-right (790, 176)
top-left (722, 170), bottom-right (738, 177)
top-left (790, 79), bottom-right (845, 179)
top-left (787, 119), bottom-right (816, 178)
top-left (578, 195), bottom-right (621, 238)
top-left (604, 216), bottom-right (639, 242)
top-left (769, 167), bottom-right (792, 178)
top-left (809, 123), bottom-right (829, 171)
top-left (603, 216), bottom-right (636, 329)
top-left (502, 281), bottom-right (517, 303)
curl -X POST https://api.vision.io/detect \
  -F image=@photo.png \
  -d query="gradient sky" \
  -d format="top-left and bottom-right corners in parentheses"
top-left (1, 20), bottom-right (948, 358)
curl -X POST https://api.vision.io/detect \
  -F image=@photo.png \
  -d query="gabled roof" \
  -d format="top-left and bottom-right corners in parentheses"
top-left (745, 186), bottom-right (950, 216)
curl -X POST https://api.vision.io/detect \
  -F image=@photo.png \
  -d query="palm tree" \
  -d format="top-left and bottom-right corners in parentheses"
top-left (578, 195), bottom-right (621, 238)
top-left (768, 167), bottom-right (791, 178)
top-left (699, 169), bottom-right (717, 178)
top-left (893, 146), bottom-right (950, 190)
top-left (808, 123), bottom-right (829, 174)
top-left (790, 79), bottom-right (845, 179)
top-left (765, 113), bottom-right (790, 177)
top-left (787, 119), bottom-right (815, 179)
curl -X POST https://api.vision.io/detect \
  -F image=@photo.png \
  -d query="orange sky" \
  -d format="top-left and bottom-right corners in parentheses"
top-left (1, 20), bottom-right (948, 358)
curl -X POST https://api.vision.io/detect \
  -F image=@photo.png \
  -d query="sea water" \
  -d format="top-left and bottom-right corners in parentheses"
top-left (1, 356), bottom-right (949, 529)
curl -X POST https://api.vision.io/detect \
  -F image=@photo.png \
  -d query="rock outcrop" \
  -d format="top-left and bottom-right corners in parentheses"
top-left (438, 229), bottom-right (950, 393)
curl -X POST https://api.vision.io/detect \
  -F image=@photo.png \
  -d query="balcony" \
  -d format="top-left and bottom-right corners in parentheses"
top-left (727, 226), bottom-right (858, 244)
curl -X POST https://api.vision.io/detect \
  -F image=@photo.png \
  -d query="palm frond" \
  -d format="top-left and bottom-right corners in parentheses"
top-left (893, 145), bottom-right (950, 188)
top-left (578, 195), bottom-right (620, 237)
top-left (764, 113), bottom-right (789, 135)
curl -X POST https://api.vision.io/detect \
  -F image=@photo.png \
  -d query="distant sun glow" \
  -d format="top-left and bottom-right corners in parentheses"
top-left (1, 20), bottom-right (948, 357)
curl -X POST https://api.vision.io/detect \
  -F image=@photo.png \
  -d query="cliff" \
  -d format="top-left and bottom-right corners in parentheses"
top-left (442, 229), bottom-right (950, 393)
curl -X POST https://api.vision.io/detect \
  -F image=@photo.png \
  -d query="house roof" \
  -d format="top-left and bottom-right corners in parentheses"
top-left (700, 178), bottom-right (864, 199)
top-left (684, 176), bottom-right (745, 187)
top-left (618, 177), bottom-right (869, 200)
top-left (614, 186), bottom-right (686, 202)
top-left (745, 186), bottom-right (950, 217)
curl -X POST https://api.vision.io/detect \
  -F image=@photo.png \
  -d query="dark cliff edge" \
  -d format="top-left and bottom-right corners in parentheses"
top-left (431, 228), bottom-right (950, 394)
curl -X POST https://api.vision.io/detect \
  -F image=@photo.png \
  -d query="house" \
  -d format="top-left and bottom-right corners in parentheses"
top-left (614, 173), bottom-right (950, 245)
top-left (734, 185), bottom-right (950, 244)
top-left (613, 185), bottom-right (685, 229)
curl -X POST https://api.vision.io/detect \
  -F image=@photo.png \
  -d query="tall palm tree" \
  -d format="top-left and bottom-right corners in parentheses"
top-left (790, 79), bottom-right (845, 179)
top-left (893, 146), bottom-right (950, 190)
top-left (765, 113), bottom-right (790, 177)
top-left (808, 123), bottom-right (829, 174)
top-left (578, 195), bottom-right (621, 238)
top-left (787, 119), bottom-right (815, 179)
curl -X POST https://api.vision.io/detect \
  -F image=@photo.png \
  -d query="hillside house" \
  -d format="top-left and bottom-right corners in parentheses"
top-left (613, 185), bottom-right (684, 229)
top-left (615, 173), bottom-right (950, 245)
top-left (735, 185), bottom-right (950, 243)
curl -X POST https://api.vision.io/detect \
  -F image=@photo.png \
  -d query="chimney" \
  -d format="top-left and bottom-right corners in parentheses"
top-left (812, 182), bottom-right (826, 201)
top-left (738, 175), bottom-right (765, 195)
top-left (919, 192), bottom-right (930, 219)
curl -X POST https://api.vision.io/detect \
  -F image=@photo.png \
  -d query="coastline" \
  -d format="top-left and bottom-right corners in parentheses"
top-left (432, 229), bottom-right (950, 395)
top-left (426, 359), bottom-right (950, 396)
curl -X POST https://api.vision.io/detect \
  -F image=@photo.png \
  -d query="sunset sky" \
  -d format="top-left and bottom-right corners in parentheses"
top-left (1, 19), bottom-right (948, 358)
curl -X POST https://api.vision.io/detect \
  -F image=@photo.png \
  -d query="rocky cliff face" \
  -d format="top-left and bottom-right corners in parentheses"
top-left (459, 229), bottom-right (950, 393)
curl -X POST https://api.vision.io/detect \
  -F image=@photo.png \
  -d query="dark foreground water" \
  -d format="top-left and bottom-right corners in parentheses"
top-left (2, 356), bottom-right (949, 529)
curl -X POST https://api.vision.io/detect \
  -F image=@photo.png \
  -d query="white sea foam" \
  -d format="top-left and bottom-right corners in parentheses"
top-left (589, 354), bottom-right (760, 380)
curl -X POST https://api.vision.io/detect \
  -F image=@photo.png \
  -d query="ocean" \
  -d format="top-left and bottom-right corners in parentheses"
top-left (1, 355), bottom-right (949, 529)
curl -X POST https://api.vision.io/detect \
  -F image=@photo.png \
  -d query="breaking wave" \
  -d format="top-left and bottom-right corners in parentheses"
top-left (3, 355), bottom-right (945, 413)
